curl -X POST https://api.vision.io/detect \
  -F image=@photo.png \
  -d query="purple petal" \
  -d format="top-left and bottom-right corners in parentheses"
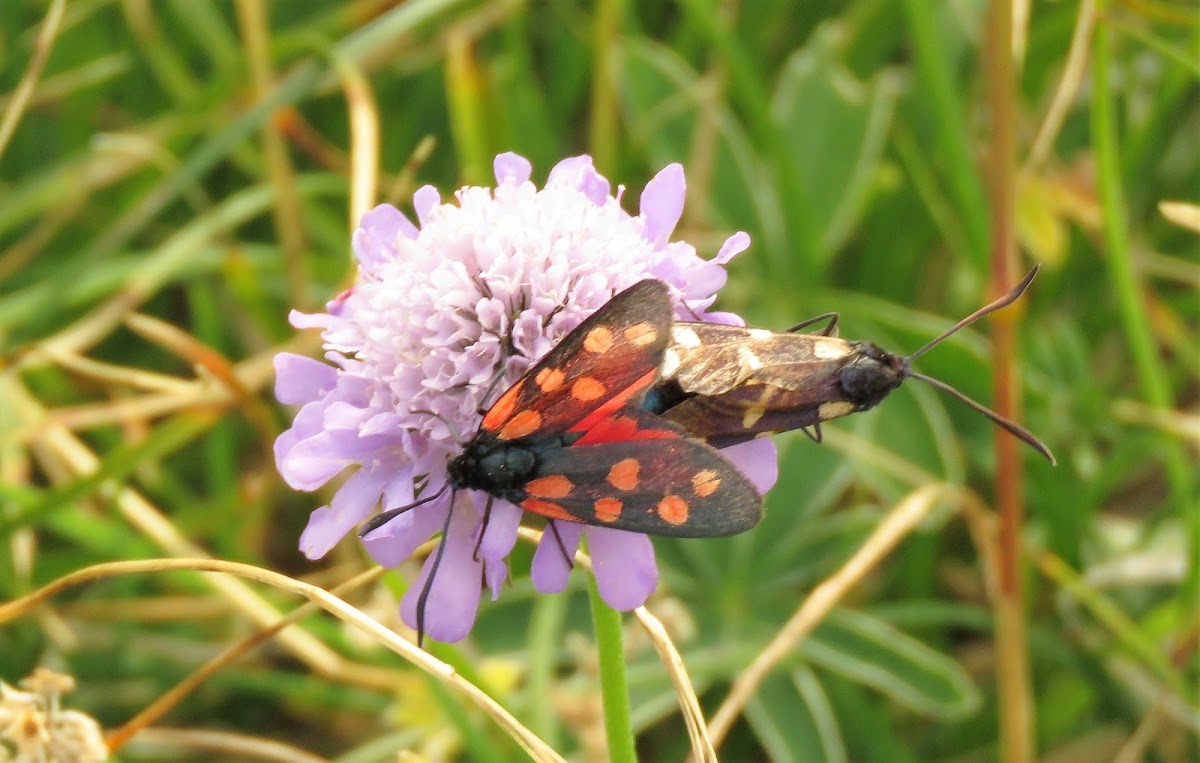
top-left (353, 204), bottom-right (418, 271)
top-left (274, 353), bottom-right (336, 405)
top-left (694, 311), bottom-right (745, 326)
top-left (493, 152), bottom-right (532, 185)
top-left (476, 498), bottom-right (522, 566)
top-left (298, 468), bottom-right (388, 559)
top-left (546, 155), bottom-right (594, 187)
top-left (288, 310), bottom-right (334, 330)
top-left (413, 185), bottom-right (440, 225)
top-left (719, 437), bottom-right (779, 494)
top-left (274, 400), bottom-right (325, 464)
top-left (531, 522), bottom-right (582, 594)
top-left (640, 163), bottom-right (686, 246)
top-left (362, 499), bottom-right (451, 568)
top-left (279, 430), bottom-right (390, 491)
top-left (715, 231), bottom-right (751, 264)
top-left (584, 527), bottom-right (658, 610)
top-left (544, 155), bottom-right (611, 205)
top-left (400, 506), bottom-right (484, 642)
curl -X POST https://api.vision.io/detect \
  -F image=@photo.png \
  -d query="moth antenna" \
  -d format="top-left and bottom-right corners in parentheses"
top-left (905, 265), bottom-right (1039, 363)
top-left (359, 481), bottom-right (450, 537)
top-left (476, 342), bottom-right (514, 414)
top-left (415, 498), bottom-right (457, 647)
top-left (410, 409), bottom-right (465, 445)
top-left (900, 266), bottom-right (1055, 464)
top-left (908, 372), bottom-right (1056, 465)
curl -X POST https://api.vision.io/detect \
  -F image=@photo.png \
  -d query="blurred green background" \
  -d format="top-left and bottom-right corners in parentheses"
top-left (1, 1), bottom-right (1196, 761)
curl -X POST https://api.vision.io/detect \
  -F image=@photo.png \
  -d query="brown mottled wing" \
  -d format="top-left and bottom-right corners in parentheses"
top-left (657, 323), bottom-right (858, 443)
top-left (521, 407), bottom-right (763, 537)
top-left (480, 280), bottom-right (673, 441)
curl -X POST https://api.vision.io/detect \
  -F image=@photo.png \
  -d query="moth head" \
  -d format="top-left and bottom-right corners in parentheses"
top-left (870, 266), bottom-right (1056, 465)
top-left (838, 343), bottom-right (907, 411)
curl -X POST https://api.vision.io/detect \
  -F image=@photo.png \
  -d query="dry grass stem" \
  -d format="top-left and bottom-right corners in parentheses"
top-left (6, 378), bottom-right (406, 693)
top-left (332, 51), bottom-right (380, 229)
top-left (0, 0), bottom-right (66, 159)
top-left (516, 526), bottom-right (718, 763)
top-left (1025, 0), bottom-right (1096, 171)
top-left (121, 727), bottom-right (331, 763)
top-left (703, 483), bottom-right (969, 754)
top-left (104, 567), bottom-right (385, 754)
top-left (0, 558), bottom-right (565, 763)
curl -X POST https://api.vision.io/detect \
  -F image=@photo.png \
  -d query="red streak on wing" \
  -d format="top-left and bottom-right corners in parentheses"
top-left (567, 369), bottom-right (657, 436)
top-left (574, 413), bottom-right (681, 445)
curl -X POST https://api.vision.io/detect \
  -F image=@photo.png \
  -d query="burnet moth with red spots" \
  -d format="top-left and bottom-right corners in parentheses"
top-left (646, 266), bottom-right (1055, 464)
top-left (361, 279), bottom-right (762, 643)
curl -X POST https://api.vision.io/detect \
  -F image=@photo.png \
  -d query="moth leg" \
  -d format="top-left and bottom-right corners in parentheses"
top-left (786, 312), bottom-right (839, 337)
top-left (547, 520), bottom-right (574, 571)
top-left (416, 499), bottom-right (457, 647)
top-left (359, 481), bottom-right (450, 537)
top-left (476, 342), bottom-right (514, 414)
top-left (472, 495), bottom-right (494, 562)
top-left (801, 423), bottom-right (823, 443)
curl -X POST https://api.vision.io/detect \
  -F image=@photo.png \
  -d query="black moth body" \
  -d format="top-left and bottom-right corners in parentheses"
top-left (645, 267), bottom-right (1055, 464)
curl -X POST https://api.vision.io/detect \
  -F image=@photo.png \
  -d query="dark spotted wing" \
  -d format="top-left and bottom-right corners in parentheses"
top-left (519, 407), bottom-right (762, 537)
top-left (480, 280), bottom-right (674, 443)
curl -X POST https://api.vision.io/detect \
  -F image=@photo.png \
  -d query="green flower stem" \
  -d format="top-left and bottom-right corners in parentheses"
top-left (526, 592), bottom-right (568, 748)
top-left (585, 551), bottom-right (637, 763)
top-left (1091, 17), bottom-right (1198, 638)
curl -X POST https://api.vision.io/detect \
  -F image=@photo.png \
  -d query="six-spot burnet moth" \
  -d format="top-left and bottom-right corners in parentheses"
top-left (645, 266), bottom-right (1055, 464)
top-left (361, 279), bottom-right (763, 643)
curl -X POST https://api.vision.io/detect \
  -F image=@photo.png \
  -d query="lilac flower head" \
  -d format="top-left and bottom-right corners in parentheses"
top-left (275, 153), bottom-right (777, 642)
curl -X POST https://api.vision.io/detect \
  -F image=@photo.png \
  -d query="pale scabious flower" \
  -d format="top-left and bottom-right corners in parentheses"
top-left (0, 669), bottom-right (107, 763)
top-left (275, 152), bottom-right (777, 642)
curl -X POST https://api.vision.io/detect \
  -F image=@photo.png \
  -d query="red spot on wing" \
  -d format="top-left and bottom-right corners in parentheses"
top-left (522, 498), bottom-right (577, 522)
top-left (606, 458), bottom-right (640, 491)
top-left (525, 475), bottom-right (574, 499)
top-left (481, 378), bottom-right (523, 431)
top-left (498, 409), bottom-right (543, 440)
top-left (594, 498), bottom-right (623, 523)
top-left (657, 495), bottom-right (690, 525)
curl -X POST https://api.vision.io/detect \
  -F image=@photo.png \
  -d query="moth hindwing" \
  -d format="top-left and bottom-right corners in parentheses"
top-left (448, 279), bottom-right (764, 537)
top-left (647, 268), bottom-right (1055, 463)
